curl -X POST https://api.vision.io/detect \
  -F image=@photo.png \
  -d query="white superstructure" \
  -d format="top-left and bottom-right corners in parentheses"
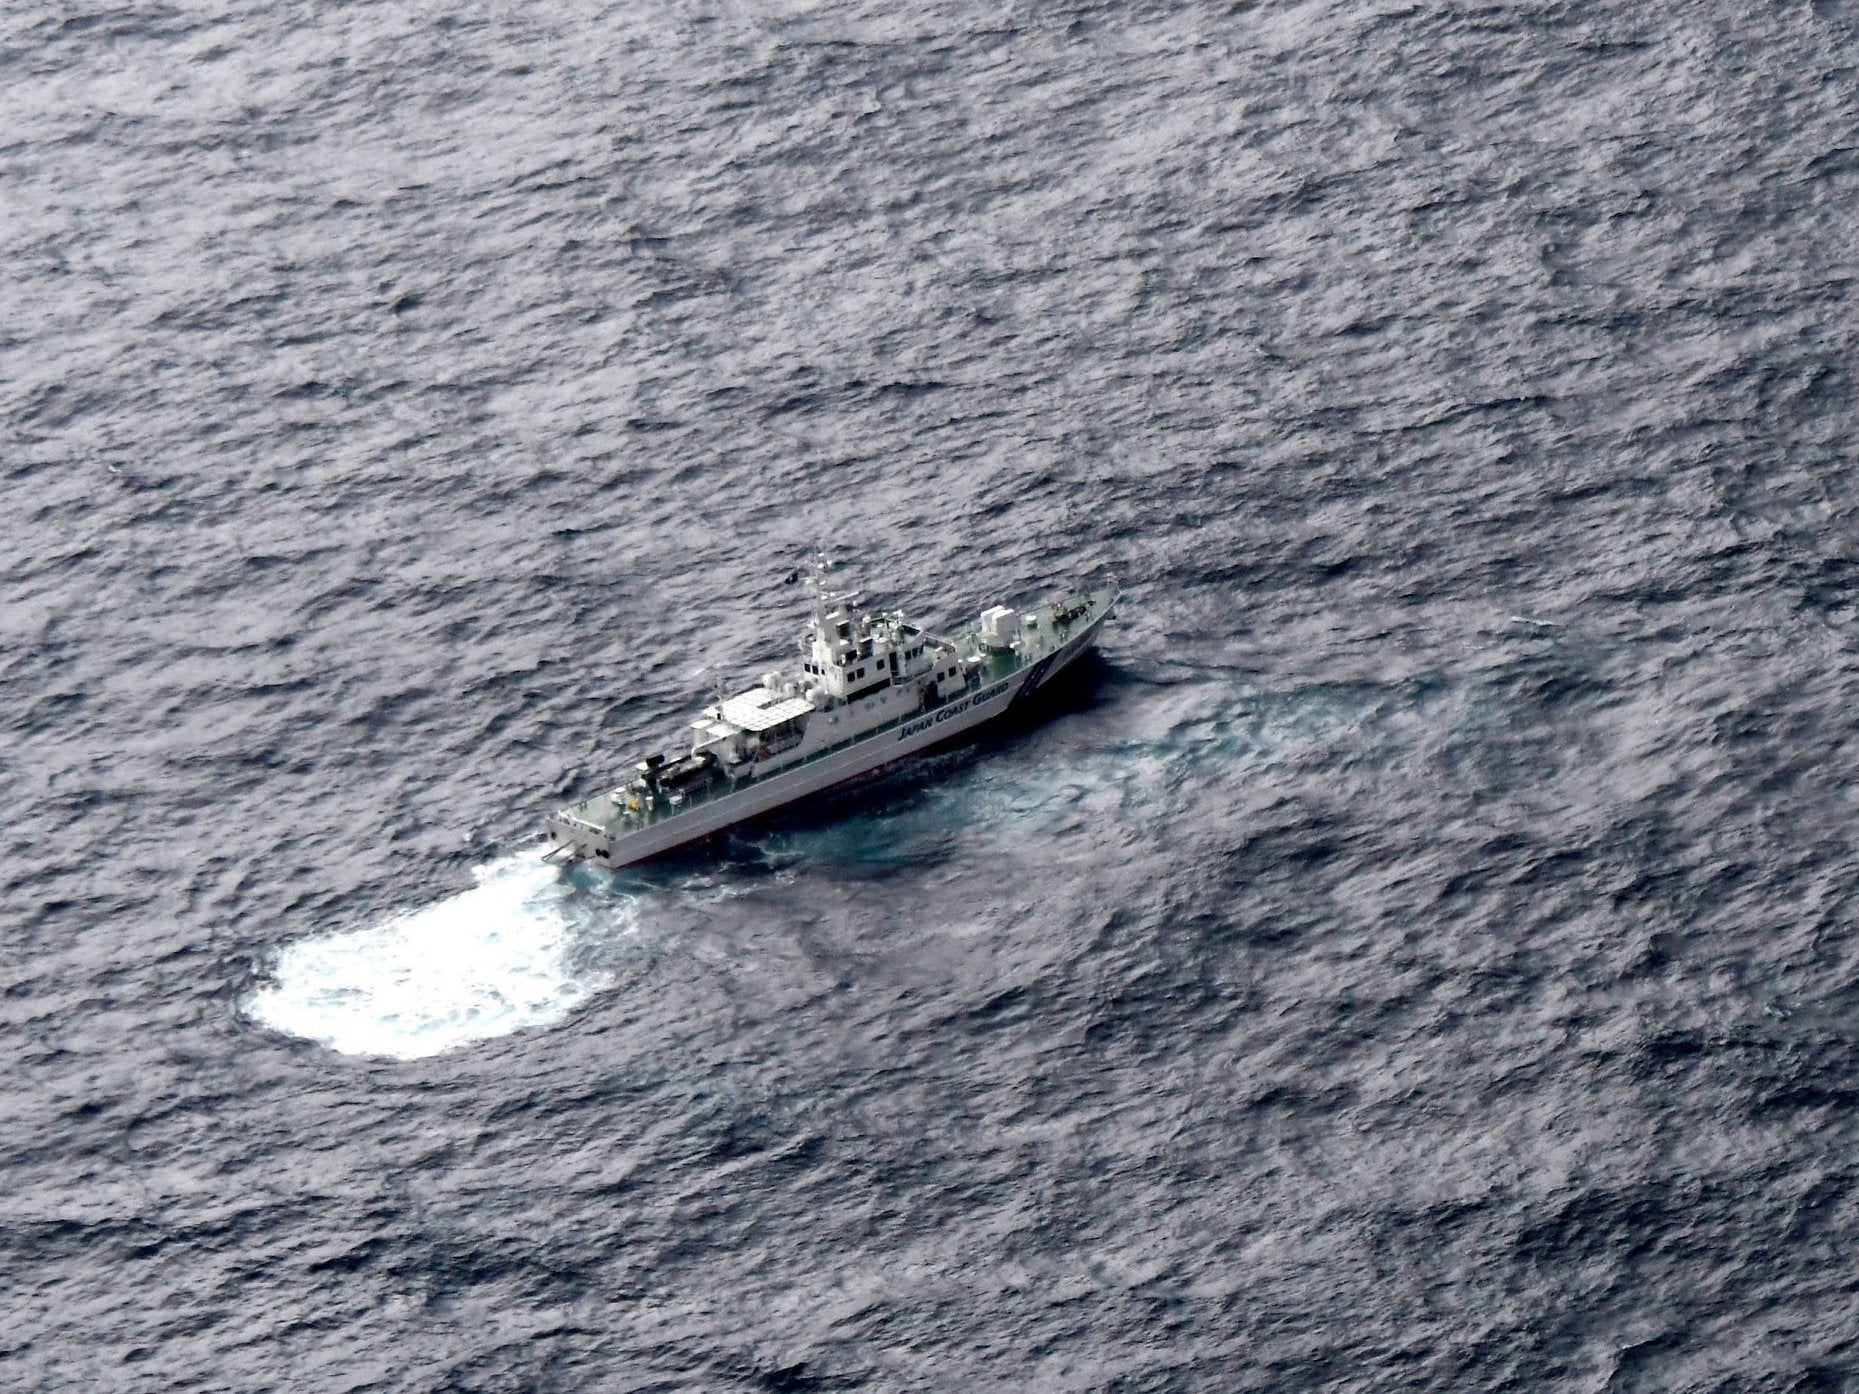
top-left (545, 566), bottom-right (1118, 869)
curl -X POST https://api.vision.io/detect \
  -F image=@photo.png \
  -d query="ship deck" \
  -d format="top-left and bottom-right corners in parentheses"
top-left (556, 586), bottom-right (1114, 838)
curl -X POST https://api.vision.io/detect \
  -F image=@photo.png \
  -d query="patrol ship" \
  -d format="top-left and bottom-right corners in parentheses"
top-left (545, 568), bottom-right (1118, 868)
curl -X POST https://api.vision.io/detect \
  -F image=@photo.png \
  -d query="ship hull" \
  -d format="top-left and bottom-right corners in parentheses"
top-left (557, 608), bottom-right (1107, 870)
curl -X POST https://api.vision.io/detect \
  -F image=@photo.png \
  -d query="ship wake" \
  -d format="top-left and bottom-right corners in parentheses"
top-left (245, 850), bottom-right (629, 1060)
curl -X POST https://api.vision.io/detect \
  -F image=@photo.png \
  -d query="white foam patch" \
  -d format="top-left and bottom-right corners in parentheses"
top-left (246, 851), bottom-right (622, 1060)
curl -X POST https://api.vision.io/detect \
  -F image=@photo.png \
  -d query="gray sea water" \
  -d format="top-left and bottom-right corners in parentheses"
top-left (9, 1), bottom-right (1859, 1388)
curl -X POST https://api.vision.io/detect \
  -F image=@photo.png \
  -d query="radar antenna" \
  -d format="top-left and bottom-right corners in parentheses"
top-left (807, 547), bottom-right (834, 625)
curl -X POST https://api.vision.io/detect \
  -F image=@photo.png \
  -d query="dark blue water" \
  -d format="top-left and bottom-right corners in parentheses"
top-left (9, 1), bottom-right (1859, 1387)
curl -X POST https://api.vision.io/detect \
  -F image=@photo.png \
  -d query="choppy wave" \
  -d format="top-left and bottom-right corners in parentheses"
top-left (14, 0), bottom-right (1859, 1384)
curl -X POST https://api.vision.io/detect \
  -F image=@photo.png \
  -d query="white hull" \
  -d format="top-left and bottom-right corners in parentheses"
top-left (581, 611), bottom-right (1105, 869)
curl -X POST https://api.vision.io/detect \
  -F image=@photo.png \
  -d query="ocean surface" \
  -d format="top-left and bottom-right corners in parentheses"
top-left (8, 1), bottom-right (1859, 1388)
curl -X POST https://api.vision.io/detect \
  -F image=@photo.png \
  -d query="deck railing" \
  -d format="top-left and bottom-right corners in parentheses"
top-left (581, 591), bottom-right (1110, 833)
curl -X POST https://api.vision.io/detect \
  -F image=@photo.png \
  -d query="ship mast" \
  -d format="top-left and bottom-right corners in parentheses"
top-left (807, 548), bottom-right (831, 632)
